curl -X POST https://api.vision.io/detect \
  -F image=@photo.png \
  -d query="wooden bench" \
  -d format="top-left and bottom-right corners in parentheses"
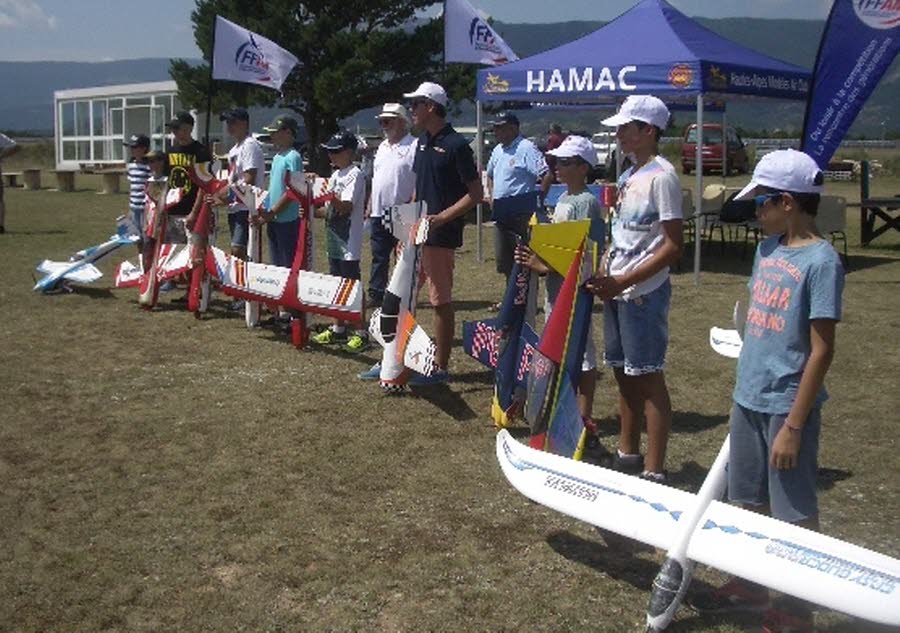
top-left (96, 169), bottom-right (126, 195)
top-left (51, 170), bottom-right (76, 192)
top-left (2, 172), bottom-right (22, 187)
top-left (22, 168), bottom-right (42, 190)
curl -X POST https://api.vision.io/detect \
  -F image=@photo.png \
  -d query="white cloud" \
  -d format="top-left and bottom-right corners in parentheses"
top-left (0, 0), bottom-right (57, 30)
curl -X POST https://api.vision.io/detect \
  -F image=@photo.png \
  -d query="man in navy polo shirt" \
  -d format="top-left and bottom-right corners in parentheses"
top-left (403, 81), bottom-right (483, 385)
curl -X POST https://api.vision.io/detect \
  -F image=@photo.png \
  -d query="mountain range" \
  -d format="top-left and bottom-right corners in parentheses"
top-left (1, 17), bottom-right (897, 136)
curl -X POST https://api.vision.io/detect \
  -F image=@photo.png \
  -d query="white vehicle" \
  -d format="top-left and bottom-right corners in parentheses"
top-left (591, 131), bottom-right (616, 171)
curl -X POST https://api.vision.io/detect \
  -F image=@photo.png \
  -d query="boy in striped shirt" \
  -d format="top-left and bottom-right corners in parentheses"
top-left (124, 134), bottom-right (152, 251)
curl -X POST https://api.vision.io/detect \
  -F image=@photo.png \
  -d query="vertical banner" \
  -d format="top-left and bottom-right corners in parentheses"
top-left (212, 16), bottom-right (299, 91)
top-left (444, 0), bottom-right (519, 66)
top-left (801, 0), bottom-right (900, 168)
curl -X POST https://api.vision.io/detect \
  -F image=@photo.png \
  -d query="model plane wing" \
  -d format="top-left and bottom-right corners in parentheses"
top-left (63, 263), bottom-right (103, 284)
top-left (529, 220), bottom-right (592, 276)
top-left (496, 431), bottom-right (900, 627)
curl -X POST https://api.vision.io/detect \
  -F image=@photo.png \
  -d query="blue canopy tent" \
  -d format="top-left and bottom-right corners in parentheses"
top-left (474, 0), bottom-right (811, 283)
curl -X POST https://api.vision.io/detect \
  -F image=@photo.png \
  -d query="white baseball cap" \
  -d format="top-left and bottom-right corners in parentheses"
top-left (735, 149), bottom-right (824, 200)
top-left (601, 95), bottom-right (670, 130)
top-left (375, 103), bottom-right (409, 124)
top-left (547, 135), bottom-right (597, 167)
top-left (403, 81), bottom-right (448, 107)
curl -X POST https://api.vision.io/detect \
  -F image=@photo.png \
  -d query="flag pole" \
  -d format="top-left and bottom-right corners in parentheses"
top-left (204, 15), bottom-right (217, 150)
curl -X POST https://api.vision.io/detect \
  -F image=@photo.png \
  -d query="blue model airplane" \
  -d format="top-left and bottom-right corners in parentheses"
top-left (33, 216), bottom-right (139, 293)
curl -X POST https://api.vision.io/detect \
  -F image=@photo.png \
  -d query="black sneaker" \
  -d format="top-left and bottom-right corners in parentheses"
top-left (601, 452), bottom-right (645, 475)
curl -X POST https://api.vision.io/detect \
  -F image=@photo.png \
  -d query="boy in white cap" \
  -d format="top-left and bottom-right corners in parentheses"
top-left (514, 135), bottom-right (603, 422)
top-left (691, 149), bottom-right (843, 633)
top-left (585, 94), bottom-right (682, 482)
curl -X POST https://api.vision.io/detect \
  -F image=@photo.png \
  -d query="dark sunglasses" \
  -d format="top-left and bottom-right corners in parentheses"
top-left (557, 157), bottom-right (584, 167)
top-left (408, 99), bottom-right (429, 109)
top-left (754, 192), bottom-right (783, 208)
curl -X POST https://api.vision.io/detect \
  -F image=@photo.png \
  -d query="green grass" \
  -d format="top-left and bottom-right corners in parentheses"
top-left (0, 184), bottom-right (898, 632)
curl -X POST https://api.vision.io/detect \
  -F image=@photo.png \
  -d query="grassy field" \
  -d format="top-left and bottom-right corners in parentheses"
top-left (1, 177), bottom-right (898, 632)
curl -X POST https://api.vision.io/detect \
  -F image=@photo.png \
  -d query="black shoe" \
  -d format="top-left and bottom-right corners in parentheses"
top-left (601, 452), bottom-right (644, 475)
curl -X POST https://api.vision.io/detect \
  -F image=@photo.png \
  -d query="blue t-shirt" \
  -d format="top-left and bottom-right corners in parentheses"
top-left (268, 149), bottom-right (303, 223)
top-left (733, 236), bottom-right (844, 415)
top-left (486, 135), bottom-right (548, 200)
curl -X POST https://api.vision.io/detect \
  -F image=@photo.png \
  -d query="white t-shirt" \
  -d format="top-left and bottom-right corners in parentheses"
top-left (369, 134), bottom-right (416, 218)
top-left (607, 155), bottom-right (682, 300)
top-left (227, 136), bottom-right (265, 213)
top-left (326, 165), bottom-right (366, 261)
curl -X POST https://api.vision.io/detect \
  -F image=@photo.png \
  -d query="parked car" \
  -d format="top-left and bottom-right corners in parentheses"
top-left (681, 124), bottom-right (749, 175)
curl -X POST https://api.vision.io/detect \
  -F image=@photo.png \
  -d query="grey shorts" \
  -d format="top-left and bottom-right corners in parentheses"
top-left (493, 217), bottom-right (529, 276)
top-left (728, 403), bottom-right (821, 523)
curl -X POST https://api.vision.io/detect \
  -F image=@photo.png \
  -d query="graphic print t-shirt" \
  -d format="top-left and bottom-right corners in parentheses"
top-left (227, 136), bottom-right (266, 213)
top-left (166, 140), bottom-right (212, 216)
top-left (326, 164), bottom-right (365, 261)
top-left (608, 155), bottom-right (682, 300)
top-left (733, 236), bottom-right (844, 414)
top-left (545, 190), bottom-right (604, 306)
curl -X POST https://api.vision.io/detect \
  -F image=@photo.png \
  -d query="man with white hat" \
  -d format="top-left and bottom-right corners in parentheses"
top-left (358, 103), bottom-right (417, 380)
top-left (690, 150), bottom-right (843, 633)
top-left (585, 94), bottom-right (682, 482)
top-left (402, 81), bottom-right (483, 385)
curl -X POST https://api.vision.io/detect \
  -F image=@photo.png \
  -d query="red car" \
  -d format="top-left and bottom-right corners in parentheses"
top-left (681, 124), bottom-right (749, 175)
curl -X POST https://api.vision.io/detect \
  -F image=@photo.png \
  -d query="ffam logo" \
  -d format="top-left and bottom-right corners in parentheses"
top-left (234, 32), bottom-right (271, 81)
top-left (854, 0), bottom-right (900, 29)
top-left (469, 16), bottom-right (508, 61)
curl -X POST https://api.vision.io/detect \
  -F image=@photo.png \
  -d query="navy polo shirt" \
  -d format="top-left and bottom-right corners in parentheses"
top-left (413, 123), bottom-right (479, 249)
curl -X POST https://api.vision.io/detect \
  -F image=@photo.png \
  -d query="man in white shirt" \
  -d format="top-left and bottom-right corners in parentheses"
top-left (367, 103), bottom-right (416, 308)
top-left (220, 108), bottom-right (265, 261)
top-left (0, 132), bottom-right (19, 234)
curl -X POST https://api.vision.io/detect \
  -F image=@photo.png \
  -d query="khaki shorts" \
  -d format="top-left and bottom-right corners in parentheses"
top-left (418, 245), bottom-right (455, 307)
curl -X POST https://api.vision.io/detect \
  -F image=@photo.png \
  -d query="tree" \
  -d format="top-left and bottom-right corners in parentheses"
top-left (171, 0), bottom-right (474, 170)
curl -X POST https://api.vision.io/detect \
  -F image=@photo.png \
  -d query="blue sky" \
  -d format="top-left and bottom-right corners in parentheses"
top-left (0, 0), bottom-right (833, 62)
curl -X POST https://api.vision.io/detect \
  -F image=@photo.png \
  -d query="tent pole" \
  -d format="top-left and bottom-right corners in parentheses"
top-left (693, 93), bottom-right (703, 286)
top-left (722, 107), bottom-right (727, 181)
top-left (476, 99), bottom-right (484, 263)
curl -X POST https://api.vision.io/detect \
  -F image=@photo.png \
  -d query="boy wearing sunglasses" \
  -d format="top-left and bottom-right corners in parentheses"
top-left (691, 149), bottom-right (844, 633)
top-left (514, 135), bottom-right (604, 423)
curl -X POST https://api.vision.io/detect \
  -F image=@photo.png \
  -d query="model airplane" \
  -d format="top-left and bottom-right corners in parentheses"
top-left (207, 173), bottom-right (364, 343)
top-left (367, 201), bottom-right (437, 391)
top-left (34, 216), bottom-right (139, 293)
top-left (186, 160), bottom-right (228, 316)
top-left (497, 310), bottom-right (900, 631)
top-left (462, 220), bottom-right (596, 428)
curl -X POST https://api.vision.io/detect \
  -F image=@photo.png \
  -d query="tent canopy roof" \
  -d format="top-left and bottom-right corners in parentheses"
top-left (477, 0), bottom-right (811, 103)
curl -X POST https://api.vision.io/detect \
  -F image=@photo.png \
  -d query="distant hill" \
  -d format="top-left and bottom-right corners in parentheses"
top-left (0, 58), bottom-right (183, 133)
top-left (1, 17), bottom-right (897, 137)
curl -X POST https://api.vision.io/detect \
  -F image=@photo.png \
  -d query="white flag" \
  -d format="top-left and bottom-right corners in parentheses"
top-left (212, 16), bottom-right (299, 91)
top-left (444, 0), bottom-right (518, 66)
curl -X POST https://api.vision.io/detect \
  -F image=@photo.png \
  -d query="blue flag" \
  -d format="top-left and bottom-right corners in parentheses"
top-left (801, 1), bottom-right (900, 168)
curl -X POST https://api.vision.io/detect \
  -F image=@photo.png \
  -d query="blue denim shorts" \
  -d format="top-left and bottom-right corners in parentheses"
top-left (603, 279), bottom-right (670, 376)
top-left (728, 403), bottom-right (820, 523)
top-left (228, 210), bottom-right (249, 248)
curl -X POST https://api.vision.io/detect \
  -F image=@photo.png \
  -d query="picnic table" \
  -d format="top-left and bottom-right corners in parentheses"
top-left (95, 169), bottom-right (126, 194)
top-left (852, 197), bottom-right (900, 247)
top-left (22, 168), bottom-right (42, 190)
top-left (2, 171), bottom-right (22, 187)
top-left (852, 161), bottom-right (900, 246)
